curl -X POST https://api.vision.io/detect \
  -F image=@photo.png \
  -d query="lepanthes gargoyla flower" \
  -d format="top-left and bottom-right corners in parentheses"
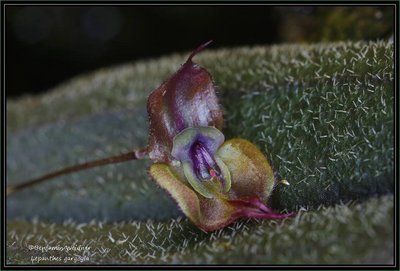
top-left (146, 41), bottom-right (294, 231)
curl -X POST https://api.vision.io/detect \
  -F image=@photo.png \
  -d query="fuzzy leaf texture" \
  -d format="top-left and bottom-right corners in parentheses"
top-left (6, 41), bottom-right (394, 264)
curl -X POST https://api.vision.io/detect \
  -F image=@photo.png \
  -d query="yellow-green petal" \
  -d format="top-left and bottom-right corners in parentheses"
top-left (182, 161), bottom-right (214, 199)
top-left (149, 163), bottom-right (202, 224)
top-left (216, 138), bottom-right (275, 200)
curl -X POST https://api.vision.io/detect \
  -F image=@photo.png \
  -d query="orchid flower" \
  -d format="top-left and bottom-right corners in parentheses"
top-left (145, 41), bottom-right (294, 231)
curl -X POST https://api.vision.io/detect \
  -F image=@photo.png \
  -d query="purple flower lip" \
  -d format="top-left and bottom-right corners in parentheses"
top-left (190, 141), bottom-right (222, 181)
top-left (171, 127), bottom-right (224, 162)
top-left (171, 127), bottom-right (231, 198)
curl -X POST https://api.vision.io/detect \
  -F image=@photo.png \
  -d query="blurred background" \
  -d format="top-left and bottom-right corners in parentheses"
top-left (5, 5), bottom-right (394, 98)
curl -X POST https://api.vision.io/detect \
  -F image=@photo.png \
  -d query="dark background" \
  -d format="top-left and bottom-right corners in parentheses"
top-left (5, 5), bottom-right (394, 98)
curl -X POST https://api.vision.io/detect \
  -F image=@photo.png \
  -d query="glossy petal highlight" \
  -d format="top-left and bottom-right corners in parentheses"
top-left (147, 42), bottom-right (223, 163)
